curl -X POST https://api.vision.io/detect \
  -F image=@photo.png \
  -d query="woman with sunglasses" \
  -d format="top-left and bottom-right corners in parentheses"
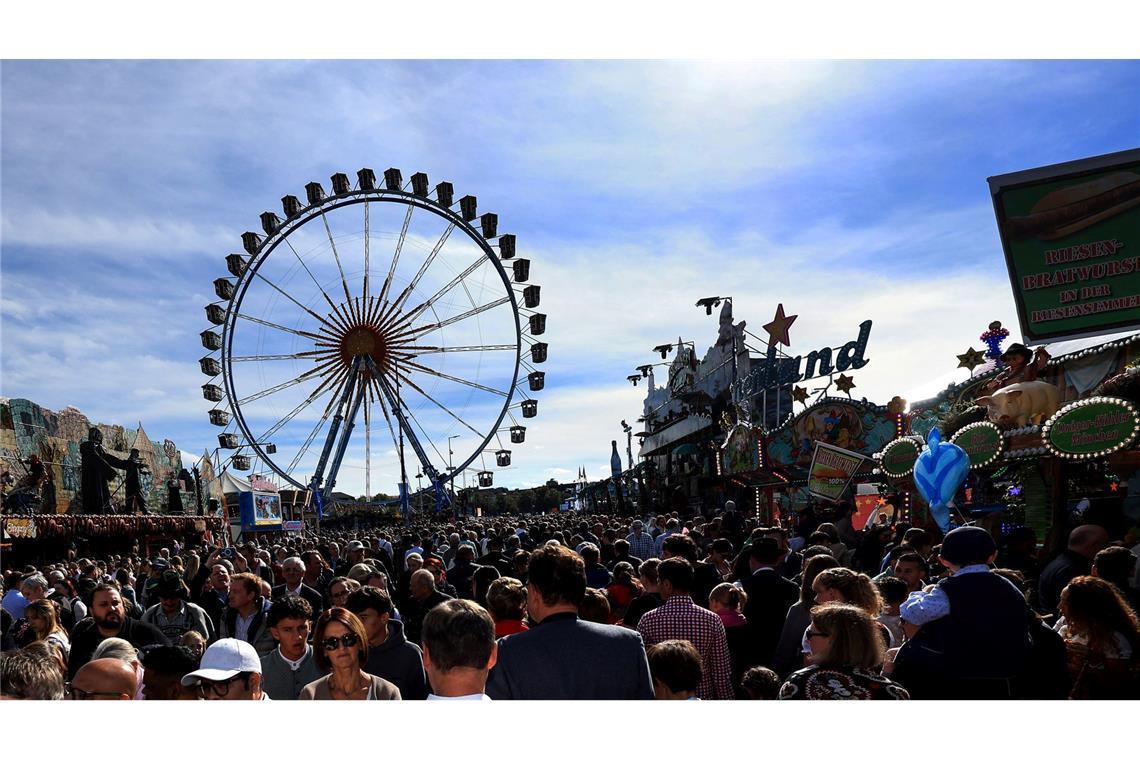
top-left (299, 608), bottom-right (401, 700)
top-left (778, 603), bottom-right (910, 700)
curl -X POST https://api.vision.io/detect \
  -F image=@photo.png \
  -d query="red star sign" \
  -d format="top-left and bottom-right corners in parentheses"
top-left (763, 303), bottom-right (798, 348)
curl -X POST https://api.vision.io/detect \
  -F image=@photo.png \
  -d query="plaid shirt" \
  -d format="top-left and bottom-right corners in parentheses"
top-left (637, 594), bottom-right (733, 700)
top-left (625, 531), bottom-right (656, 560)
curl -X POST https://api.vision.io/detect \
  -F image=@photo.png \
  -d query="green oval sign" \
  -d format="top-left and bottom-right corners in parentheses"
top-left (880, 438), bottom-right (919, 477)
top-left (950, 422), bottom-right (1004, 468)
top-left (1043, 397), bottom-right (1140, 458)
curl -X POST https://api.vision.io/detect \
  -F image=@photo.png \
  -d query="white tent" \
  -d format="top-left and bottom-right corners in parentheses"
top-left (219, 470), bottom-right (252, 495)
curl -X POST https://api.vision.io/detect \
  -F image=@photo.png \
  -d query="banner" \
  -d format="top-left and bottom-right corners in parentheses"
top-left (988, 148), bottom-right (1140, 344)
top-left (807, 441), bottom-right (865, 503)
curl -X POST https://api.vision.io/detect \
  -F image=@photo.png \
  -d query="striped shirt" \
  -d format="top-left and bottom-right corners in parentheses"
top-left (637, 595), bottom-right (733, 700)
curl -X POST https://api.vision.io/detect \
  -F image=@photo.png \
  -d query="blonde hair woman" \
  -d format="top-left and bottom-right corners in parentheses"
top-left (25, 600), bottom-right (71, 660)
top-left (779, 604), bottom-right (909, 700)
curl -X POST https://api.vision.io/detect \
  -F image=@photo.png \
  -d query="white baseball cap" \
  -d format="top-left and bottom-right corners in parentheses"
top-left (181, 638), bottom-right (262, 686)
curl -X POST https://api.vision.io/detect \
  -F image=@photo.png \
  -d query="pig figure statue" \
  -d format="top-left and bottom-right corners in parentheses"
top-left (975, 381), bottom-right (1062, 428)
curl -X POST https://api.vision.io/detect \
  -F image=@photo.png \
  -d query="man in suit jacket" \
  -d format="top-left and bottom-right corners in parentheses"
top-left (740, 537), bottom-right (799, 668)
top-left (486, 544), bottom-right (654, 700)
top-left (272, 557), bottom-right (324, 624)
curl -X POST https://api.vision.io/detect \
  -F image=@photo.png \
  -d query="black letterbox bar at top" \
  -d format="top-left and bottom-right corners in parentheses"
top-left (357, 168), bottom-right (377, 192)
top-left (480, 213), bottom-right (498, 239)
top-left (436, 182), bottom-right (454, 208)
top-left (226, 254), bottom-right (247, 278)
top-left (330, 172), bottom-right (352, 195)
top-left (241, 231), bottom-right (263, 255)
top-left (384, 168), bottom-right (403, 191)
top-left (498, 234), bottom-right (516, 259)
top-left (260, 212), bottom-right (281, 235)
top-left (305, 182), bottom-right (325, 205)
top-left (281, 195), bottom-right (303, 218)
top-left (459, 195), bottom-right (478, 221)
top-left (411, 173), bottom-right (430, 198)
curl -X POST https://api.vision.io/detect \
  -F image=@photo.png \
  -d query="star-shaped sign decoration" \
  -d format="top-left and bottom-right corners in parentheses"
top-left (876, 497), bottom-right (888, 507)
top-left (791, 385), bottom-right (810, 405)
top-left (1110, 482), bottom-right (1119, 492)
top-left (763, 303), bottom-right (798, 348)
top-left (957, 347), bottom-right (986, 373)
top-left (835, 373), bottom-right (856, 395)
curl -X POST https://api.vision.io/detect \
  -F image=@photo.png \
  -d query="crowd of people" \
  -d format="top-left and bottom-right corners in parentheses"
top-left (2, 500), bottom-right (1138, 700)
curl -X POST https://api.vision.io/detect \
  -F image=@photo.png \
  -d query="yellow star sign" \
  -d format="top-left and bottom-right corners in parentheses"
top-left (957, 347), bottom-right (986, 372)
top-left (791, 385), bottom-right (810, 405)
top-left (835, 374), bottom-right (856, 395)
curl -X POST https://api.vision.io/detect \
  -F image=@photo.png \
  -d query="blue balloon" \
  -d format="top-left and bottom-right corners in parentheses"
top-left (912, 427), bottom-right (969, 534)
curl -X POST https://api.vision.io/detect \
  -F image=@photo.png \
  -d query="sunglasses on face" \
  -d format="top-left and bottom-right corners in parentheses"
top-left (322, 632), bottom-right (360, 651)
top-left (196, 673), bottom-right (247, 698)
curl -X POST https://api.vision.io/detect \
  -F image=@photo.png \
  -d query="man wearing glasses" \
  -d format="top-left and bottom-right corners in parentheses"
top-left (180, 638), bottom-right (268, 700)
top-left (66, 658), bottom-right (137, 700)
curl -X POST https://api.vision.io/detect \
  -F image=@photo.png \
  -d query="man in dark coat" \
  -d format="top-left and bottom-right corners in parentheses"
top-left (68, 583), bottom-right (166, 678)
top-left (271, 557), bottom-right (324, 625)
top-left (486, 544), bottom-right (654, 700)
top-left (1037, 524), bottom-right (1109, 614)
top-left (739, 537), bottom-right (799, 668)
top-left (347, 587), bottom-right (429, 699)
top-left (78, 427), bottom-right (128, 514)
top-left (403, 569), bottom-right (453, 645)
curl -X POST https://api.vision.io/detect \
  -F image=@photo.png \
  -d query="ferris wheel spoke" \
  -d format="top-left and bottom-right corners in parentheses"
top-left (231, 349), bottom-right (337, 362)
top-left (256, 363), bottom-right (352, 443)
top-left (280, 236), bottom-right (355, 332)
top-left (364, 385), bottom-right (372, 499)
top-left (398, 359), bottom-right (508, 397)
top-left (378, 223), bottom-right (455, 328)
top-left (235, 361), bottom-right (339, 406)
top-left (402, 344), bottom-right (517, 355)
top-left (378, 203), bottom-right (414, 307)
top-left (380, 375), bottom-right (449, 468)
top-left (236, 313), bottom-right (326, 341)
top-left (390, 366), bottom-right (485, 439)
top-left (363, 202), bottom-right (371, 303)
top-left (388, 296), bottom-right (511, 342)
top-left (318, 207), bottom-right (359, 322)
top-left (285, 409), bottom-right (332, 477)
top-left (380, 255), bottom-right (491, 335)
top-left (252, 271), bottom-right (344, 333)
top-left (367, 375), bottom-right (404, 457)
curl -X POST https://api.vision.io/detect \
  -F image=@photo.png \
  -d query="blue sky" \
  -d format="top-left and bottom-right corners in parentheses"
top-left (2, 60), bottom-right (1138, 495)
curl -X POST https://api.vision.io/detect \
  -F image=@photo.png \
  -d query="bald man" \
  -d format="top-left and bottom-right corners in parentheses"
top-left (1037, 524), bottom-right (1110, 614)
top-left (271, 556), bottom-right (324, 624)
top-left (404, 569), bottom-right (453, 645)
top-left (69, 659), bottom-right (137, 700)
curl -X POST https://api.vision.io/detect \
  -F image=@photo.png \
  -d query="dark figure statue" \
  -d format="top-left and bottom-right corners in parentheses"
top-left (78, 427), bottom-right (128, 514)
top-left (166, 471), bottom-right (189, 514)
top-left (124, 448), bottom-right (150, 515)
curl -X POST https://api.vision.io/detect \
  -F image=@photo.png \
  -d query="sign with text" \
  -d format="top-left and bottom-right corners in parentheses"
top-left (949, 421), bottom-right (1005, 468)
top-left (879, 437), bottom-right (920, 478)
top-left (989, 148), bottom-right (1140, 344)
top-left (1042, 397), bottom-right (1139, 459)
top-left (807, 441), bottom-right (865, 502)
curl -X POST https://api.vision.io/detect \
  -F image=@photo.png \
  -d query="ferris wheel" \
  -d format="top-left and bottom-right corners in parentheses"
top-left (199, 168), bottom-right (547, 512)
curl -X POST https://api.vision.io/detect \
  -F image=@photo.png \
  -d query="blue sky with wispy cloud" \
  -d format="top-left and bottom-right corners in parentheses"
top-left (3, 60), bottom-right (1138, 494)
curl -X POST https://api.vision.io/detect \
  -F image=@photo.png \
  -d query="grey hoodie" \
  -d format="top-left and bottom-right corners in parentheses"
top-left (363, 618), bottom-right (430, 700)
